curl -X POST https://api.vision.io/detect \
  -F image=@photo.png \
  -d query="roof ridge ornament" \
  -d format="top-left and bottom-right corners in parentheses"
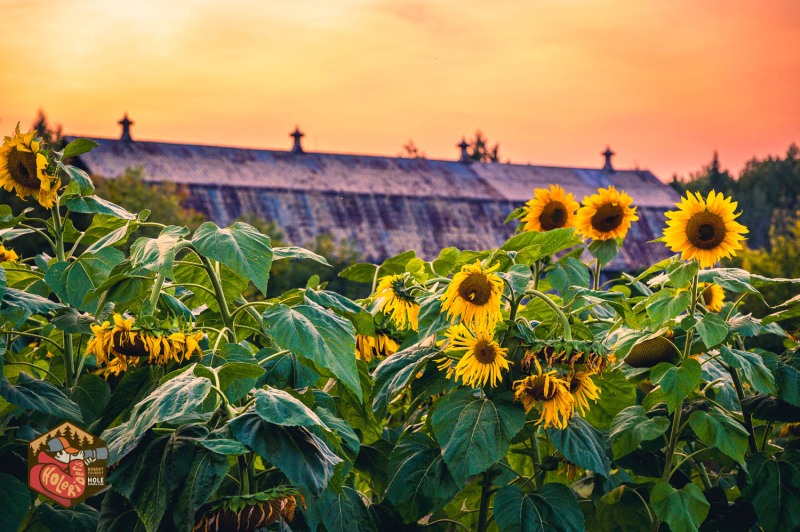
top-left (458, 137), bottom-right (471, 164)
top-left (119, 113), bottom-right (133, 142)
top-left (602, 145), bottom-right (615, 173)
top-left (290, 126), bottom-right (305, 154)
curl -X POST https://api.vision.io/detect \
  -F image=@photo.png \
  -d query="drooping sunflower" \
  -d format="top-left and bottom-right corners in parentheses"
top-left (623, 335), bottom-right (680, 368)
top-left (440, 261), bottom-right (504, 331)
top-left (568, 371), bottom-right (601, 415)
top-left (520, 184), bottom-right (580, 232)
top-left (194, 488), bottom-right (304, 532)
top-left (576, 186), bottom-right (639, 241)
top-left (374, 274), bottom-right (419, 331)
top-left (0, 125), bottom-right (59, 208)
top-left (355, 333), bottom-right (399, 363)
top-left (699, 282), bottom-right (725, 312)
top-left (663, 190), bottom-right (748, 268)
top-left (0, 245), bottom-right (19, 262)
top-left (513, 360), bottom-right (574, 429)
top-left (440, 323), bottom-right (510, 388)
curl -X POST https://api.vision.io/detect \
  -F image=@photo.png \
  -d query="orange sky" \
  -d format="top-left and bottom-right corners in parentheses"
top-left (1, 0), bottom-right (798, 180)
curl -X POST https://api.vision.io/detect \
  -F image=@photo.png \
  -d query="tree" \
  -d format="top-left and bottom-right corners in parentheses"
top-left (400, 140), bottom-right (425, 159)
top-left (469, 130), bottom-right (500, 163)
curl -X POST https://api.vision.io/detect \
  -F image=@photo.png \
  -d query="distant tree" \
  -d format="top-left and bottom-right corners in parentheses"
top-left (31, 109), bottom-right (66, 151)
top-left (469, 130), bottom-right (500, 163)
top-left (400, 140), bottom-right (425, 159)
top-left (678, 151), bottom-right (736, 197)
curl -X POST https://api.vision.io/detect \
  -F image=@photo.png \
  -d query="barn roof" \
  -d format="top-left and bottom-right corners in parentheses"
top-left (73, 131), bottom-right (680, 270)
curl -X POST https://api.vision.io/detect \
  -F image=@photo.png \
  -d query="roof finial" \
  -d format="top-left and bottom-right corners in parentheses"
top-left (119, 113), bottom-right (134, 142)
top-left (457, 137), bottom-right (471, 164)
top-left (602, 145), bottom-right (615, 173)
top-left (290, 126), bottom-right (305, 154)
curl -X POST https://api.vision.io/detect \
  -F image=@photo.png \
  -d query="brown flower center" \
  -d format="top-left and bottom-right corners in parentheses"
top-left (539, 201), bottom-right (568, 230)
top-left (457, 273), bottom-right (493, 305)
top-left (473, 339), bottom-right (498, 364)
top-left (686, 211), bottom-right (726, 250)
top-left (112, 330), bottom-right (149, 357)
top-left (569, 376), bottom-right (582, 393)
top-left (526, 375), bottom-right (556, 401)
top-left (701, 286), bottom-right (714, 306)
top-left (590, 203), bottom-right (624, 233)
top-left (7, 147), bottom-right (41, 189)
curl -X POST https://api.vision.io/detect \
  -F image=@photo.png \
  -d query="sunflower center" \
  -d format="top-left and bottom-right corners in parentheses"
top-left (539, 201), bottom-right (568, 230)
top-left (569, 376), bottom-right (582, 393)
top-left (590, 203), bottom-right (624, 233)
top-left (111, 330), bottom-right (149, 357)
top-left (457, 273), bottom-right (493, 305)
top-left (473, 339), bottom-right (498, 364)
top-left (701, 287), bottom-right (714, 306)
top-left (527, 376), bottom-right (557, 401)
top-left (391, 279), bottom-right (416, 303)
top-left (686, 211), bottom-right (726, 249)
top-left (7, 147), bottom-right (41, 189)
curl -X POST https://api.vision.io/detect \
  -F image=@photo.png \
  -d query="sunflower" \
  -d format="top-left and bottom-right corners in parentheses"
top-left (576, 186), bottom-right (639, 241)
top-left (374, 274), bottom-right (419, 331)
top-left (440, 323), bottom-right (510, 388)
top-left (623, 335), bottom-right (679, 368)
top-left (513, 360), bottom-right (574, 429)
top-left (440, 261), bottom-right (504, 330)
top-left (568, 371), bottom-right (601, 415)
top-left (355, 333), bottom-right (399, 362)
top-left (663, 190), bottom-right (748, 268)
top-left (0, 125), bottom-right (59, 208)
top-left (699, 282), bottom-right (725, 312)
top-left (194, 489), bottom-right (303, 532)
top-left (521, 184), bottom-right (579, 232)
top-left (0, 245), bottom-right (19, 262)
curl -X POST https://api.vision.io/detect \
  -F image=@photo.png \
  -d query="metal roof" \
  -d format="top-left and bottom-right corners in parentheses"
top-left (74, 137), bottom-right (680, 269)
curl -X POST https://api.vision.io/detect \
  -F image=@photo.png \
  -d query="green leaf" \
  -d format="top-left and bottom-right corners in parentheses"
top-left (129, 225), bottom-right (188, 277)
top-left (2, 286), bottom-right (63, 315)
top-left (172, 449), bottom-right (229, 530)
top-left (609, 406), bottom-right (670, 459)
top-left (229, 412), bottom-right (341, 497)
top-left (688, 408), bottom-right (749, 464)
top-left (501, 227), bottom-right (581, 258)
top-left (215, 361), bottom-right (263, 402)
top-left (93, 365), bottom-right (163, 433)
top-left (191, 221), bottom-right (273, 295)
top-left (743, 451), bottom-right (800, 532)
top-left (502, 264), bottom-right (532, 297)
top-left (696, 312), bottom-right (728, 348)
top-left (431, 390), bottom-right (526, 485)
top-left (71, 373), bottom-right (111, 425)
top-left (263, 303), bottom-right (361, 401)
top-left (772, 359), bottom-right (800, 407)
top-left (304, 288), bottom-right (363, 315)
top-left (667, 261), bottom-right (699, 289)
top-left (582, 369), bottom-right (637, 430)
top-left (0, 473), bottom-right (30, 532)
top-left (698, 268), bottom-right (759, 294)
top-left (719, 346), bottom-right (776, 395)
top-left (62, 138), bottom-right (100, 158)
top-left (646, 289), bottom-right (691, 324)
top-left (650, 482), bottom-right (710, 532)
top-left (102, 367), bottom-right (212, 464)
top-left (252, 387), bottom-right (326, 428)
top-left (305, 486), bottom-right (377, 532)
top-left (547, 416), bottom-right (611, 478)
top-left (386, 433), bottom-right (460, 523)
top-left (273, 245), bottom-right (331, 266)
top-left (493, 484), bottom-right (584, 532)
top-left (432, 246), bottom-right (460, 276)
top-left (651, 358), bottom-right (702, 413)
top-left (588, 238), bottom-right (621, 267)
top-left (377, 250), bottom-right (417, 278)
top-left (742, 395), bottom-right (800, 422)
top-left (51, 306), bottom-right (96, 334)
top-left (338, 262), bottom-right (378, 283)
top-left (65, 194), bottom-right (136, 219)
top-left (172, 257), bottom-right (247, 312)
top-left (199, 438), bottom-right (250, 455)
top-left (45, 247), bottom-right (124, 310)
top-left (28, 504), bottom-right (99, 531)
top-left (0, 373), bottom-right (83, 422)
top-left (59, 162), bottom-right (95, 195)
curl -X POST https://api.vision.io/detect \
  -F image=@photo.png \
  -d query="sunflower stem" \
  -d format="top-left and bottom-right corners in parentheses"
top-left (476, 468), bottom-right (494, 532)
top-left (147, 272), bottom-right (166, 315)
top-left (592, 259), bottom-right (602, 290)
top-left (51, 203), bottom-right (76, 388)
top-left (199, 255), bottom-right (233, 338)
top-left (525, 289), bottom-right (572, 341)
top-left (728, 364), bottom-right (758, 454)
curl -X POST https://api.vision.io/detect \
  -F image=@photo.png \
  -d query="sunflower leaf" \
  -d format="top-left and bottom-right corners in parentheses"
top-left (493, 484), bottom-right (584, 532)
top-left (650, 358), bottom-right (703, 413)
top-left (650, 482), bottom-right (710, 532)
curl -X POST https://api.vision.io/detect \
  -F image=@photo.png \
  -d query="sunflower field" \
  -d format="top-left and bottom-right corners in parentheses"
top-left (2, 128), bottom-right (800, 532)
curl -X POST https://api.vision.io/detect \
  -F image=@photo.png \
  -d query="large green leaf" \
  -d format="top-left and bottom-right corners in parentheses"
top-left (547, 416), bottom-right (611, 477)
top-left (44, 247), bottom-right (124, 309)
top-left (172, 257), bottom-right (247, 312)
top-left (305, 486), bottom-right (377, 532)
top-left (273, 246), bottom-right (331, 266)
top-left (431, 391), bottom-right (526, 485)
top-left (742, 395), bottom-right (800, 422)
top-left (646, 289), bottom-right (691, 325)
top-left (263, 303), bottom-right (361, 401)
top-left (743, 452), bottom-right (800, 532)
top-left (719, 346), bottom-right (776, 395)
top-left (172, 449), bottom-right (229, 531)
top-left (501, 227), bottom-right (581, 259)
top-left (62, 138), bottom-right (100, 158)
top-left (191, 221), bottom-right (272, 295)
top-left (216, 361), bottom-right (264, 403)
top-left (129, 225), bottom-right (188, 277)
top-left (695, 312), bottom-right (728, 348)
top-left (0, 473), bottom-right (30, 532)
top-left (773, 358), bottom-right (800, 408)
top-left (372, 344), bottom-right (438, 416)
top-left (229, 412), bottom-right (341, 496)
top-left (582, 369), bottom-right (637, 430)
top-left (493, 484), bottom-right (584, 532)
top-left (2, 286), bottom-right (64, 315)
top-left (27, 504), bottom-right (100, 531)
top-left (102, 367), bottom-right (212, 464)
top-left (64, 194), bottom-right (136, 219)
top-left (650, 482), bottom-right (710, 532)
top-left (650, 358), bottom-right (702, 413)
top-left (608, 406), bottom-right (670, 459)
top-left (252, 387), bottom-right (326, 428)
top-left (688, 408), bottom-right (749, 465)
top-left (0, 373), bottom-right (83, 422)
top-left (93, 365), bottom-right (163, 433)
top-left (386, 433), bottom-right (460, 523)
top-left (71, 373), bottom-right (111, 425)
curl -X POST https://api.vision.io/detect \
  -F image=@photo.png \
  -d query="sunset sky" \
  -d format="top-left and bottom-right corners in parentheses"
top-left (1, 0), bottom-right (798, 180)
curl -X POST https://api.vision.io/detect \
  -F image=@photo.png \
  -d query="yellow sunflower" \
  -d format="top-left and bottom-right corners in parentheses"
top-left (576, 186), bottom-right (639, 241)
top-left (374, 274), bottom-right (419, 331)
top-left (699, 283), bottom-right (725, 312)
top-left (663, 190), bottom-right (748, 268)
top-left (440, 261), bottom-right (504, 330)
top-left (355, 333), bottom-right (399, 363)
top-left (513, 360), bottom-right (574, 429)
top-left (521, 184), bottom-right (579, 232)
top-left (568, 371), bottom-right (601, 415)
top-left (0, 124), bottom-right (59, 208)
top-left (0, 245), bottom-right (19, 262)
top-left (440, 323), bottom-right (510, 388)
